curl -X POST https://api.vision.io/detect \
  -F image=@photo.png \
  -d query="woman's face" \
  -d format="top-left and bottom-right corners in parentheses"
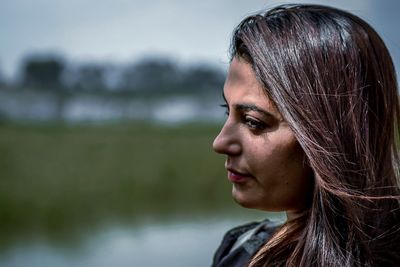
top-left (213, 57), bottom-right (313, 217)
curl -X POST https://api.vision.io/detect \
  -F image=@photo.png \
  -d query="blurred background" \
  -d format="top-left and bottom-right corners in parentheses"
top-left (0, 0), bottom-right (399, 266)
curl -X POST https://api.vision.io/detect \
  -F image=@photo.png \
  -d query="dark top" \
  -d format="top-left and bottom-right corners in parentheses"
top-left (211, 219), bottom-right (281, 267)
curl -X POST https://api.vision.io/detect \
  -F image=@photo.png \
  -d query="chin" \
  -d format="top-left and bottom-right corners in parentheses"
top-left (232, 187), bottom-right (285, 212)
top-left (233, 197), bottom-right (254, 209)
top-left (232, 188), bottom-right (259, 209)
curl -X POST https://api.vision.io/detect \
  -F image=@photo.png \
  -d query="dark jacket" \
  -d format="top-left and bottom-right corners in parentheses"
top-left (211, 219), bottom-right (281, 267)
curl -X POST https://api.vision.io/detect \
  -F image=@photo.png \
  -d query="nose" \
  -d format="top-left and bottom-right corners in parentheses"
top-left (212, 121), bottom-right (241, 155)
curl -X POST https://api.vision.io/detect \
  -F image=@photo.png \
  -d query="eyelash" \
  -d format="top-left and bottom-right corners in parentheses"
top-left (243, 116), bottom-right (267, 130)
top-left (220, 104), bottom-right (267, 130)
top-left (220, 104), bottom-right (229, 116)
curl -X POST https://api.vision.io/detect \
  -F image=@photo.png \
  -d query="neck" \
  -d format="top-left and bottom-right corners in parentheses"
top-left (286, 209), bottom-right (309, 222)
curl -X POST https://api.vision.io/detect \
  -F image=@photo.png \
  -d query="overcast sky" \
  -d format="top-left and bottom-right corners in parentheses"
top-left (1, 0), bottom-right (399, 79)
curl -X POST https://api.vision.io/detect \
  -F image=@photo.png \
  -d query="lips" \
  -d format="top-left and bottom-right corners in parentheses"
top-left (226, 167), bottom-right (253, 183)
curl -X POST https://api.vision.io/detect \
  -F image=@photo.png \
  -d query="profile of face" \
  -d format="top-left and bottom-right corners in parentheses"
top-left (213, 57), bottom-right (313, 217)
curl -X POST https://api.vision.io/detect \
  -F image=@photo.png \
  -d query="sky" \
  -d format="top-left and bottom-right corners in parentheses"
top-left (1, 0), bottom-right (399, 80)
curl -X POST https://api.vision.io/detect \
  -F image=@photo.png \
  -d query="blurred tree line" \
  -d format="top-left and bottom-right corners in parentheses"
top-left (10, 53), bottom-right (225, 94)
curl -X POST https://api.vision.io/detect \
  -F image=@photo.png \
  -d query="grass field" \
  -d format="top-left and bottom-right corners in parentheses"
top-left (0, 121), bottom-right (259, 246)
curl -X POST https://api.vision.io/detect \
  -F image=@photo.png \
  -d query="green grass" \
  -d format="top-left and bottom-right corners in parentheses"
top-left (0, 121), bottom-right (265, 246)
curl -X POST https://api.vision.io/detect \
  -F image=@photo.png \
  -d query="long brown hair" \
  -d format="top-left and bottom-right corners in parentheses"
top-left (230, 4), bottom-right (400, 266)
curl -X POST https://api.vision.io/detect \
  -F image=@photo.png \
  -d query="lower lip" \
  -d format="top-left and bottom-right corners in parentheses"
top-left (228, 171), bottom-right (252, 183)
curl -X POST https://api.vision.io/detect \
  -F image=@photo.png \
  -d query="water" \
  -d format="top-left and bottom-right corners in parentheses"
top-left (0, 218), bottom-right (284, 267)
top-left (0, 122), bottom-right (286, 267)
top-left (0, 88), bottom-right (224, 124)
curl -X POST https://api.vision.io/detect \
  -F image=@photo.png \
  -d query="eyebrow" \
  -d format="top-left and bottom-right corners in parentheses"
top-left (235, 103), bottom-right (276, 119)
top-left (222, 92), bottom-right (278, 120)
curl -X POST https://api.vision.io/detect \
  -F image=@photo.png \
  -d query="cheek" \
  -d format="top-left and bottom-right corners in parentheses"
top-left (256, 143), bottom-right (311, 196)
top-left (253, 144), bottom-right (294, 176)
top-left (278, 144), bottom-right (310, 183)
top-left (276, 147), bottom-right (313, 206)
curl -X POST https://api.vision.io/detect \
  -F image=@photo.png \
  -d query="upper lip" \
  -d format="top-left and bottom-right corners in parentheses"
top-left (226, 165), bottom-right (252, 177)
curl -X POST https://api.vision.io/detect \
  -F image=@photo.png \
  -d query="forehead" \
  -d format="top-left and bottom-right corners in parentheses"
top-left (224, 57), bottom-right (281, 118)
top-left (225, 57), bottom-right (260, 90)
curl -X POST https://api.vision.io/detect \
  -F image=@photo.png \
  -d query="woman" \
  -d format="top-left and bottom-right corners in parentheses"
top-left (212, 4), bottom-right (400, 267)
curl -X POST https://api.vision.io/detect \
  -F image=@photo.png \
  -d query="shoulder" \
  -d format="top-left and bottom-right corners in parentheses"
top-left (211, 218), bottom-right (282, 267)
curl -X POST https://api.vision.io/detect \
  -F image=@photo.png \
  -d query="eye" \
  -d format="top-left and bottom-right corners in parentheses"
top-left (220, 104), bottom-right (229, 116)
top-left (243, 115), bottom-right (267, 130)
